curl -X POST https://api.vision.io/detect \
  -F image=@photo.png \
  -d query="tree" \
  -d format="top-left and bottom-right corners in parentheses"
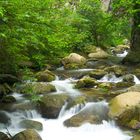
top-left (123, 1), bottom-right (140, 64)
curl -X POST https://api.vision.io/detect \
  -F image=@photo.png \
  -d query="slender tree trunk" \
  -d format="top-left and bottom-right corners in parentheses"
top-left (130, 3), bottom-right (140, 51)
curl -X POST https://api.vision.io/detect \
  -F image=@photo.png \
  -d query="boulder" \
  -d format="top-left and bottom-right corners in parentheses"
top-left (0, 74), bottom-right (20, 85)
top-left (75, 76), bottom-right (98, 89)
top-left (2, 96), bottom-right (16, 103)
top-left (83, 45), bottom-right (96, 54)
top-left (62, 53), bottom-right (86, 66)
top-left (38, 94), bottom-right (69, 118)
top-left (36, 70), bottom-right (55, 82)
top-left (89, 69), bottom-right (107, 79)
top-left (12, 102), bottom-right (35, 111)
top-left (0, 111), bottom-right (11, 125)
top-left (64, 63), bottom-right (85, 70)
top-left (19, 119), bottom-right (43, 131)
top-left (88, 48), bottom-right (109, 59)
top-left (66, 96), bottom-right (87, 109)
top-left (104, 65), bottom-right (127, 76)
top-left (64, 101), bottom-right (109, 127)
top-left (122, 74), bottom-right (134, 83)
top-left (0, 132), bottom-right (10, 140)
top-left (109, 92), bottom-right (140, 129)
top-left (12, 129), bottom-right (42, 140)
top-left (20, 82), bottom-right (56, 95)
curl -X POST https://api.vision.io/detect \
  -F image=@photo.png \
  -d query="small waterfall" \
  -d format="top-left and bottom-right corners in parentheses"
top-left (133, 75), bottom-right (140, 84)
top-left (39, 101), bottom-right (131, 140)
top-left (98, 73), bottom-right (122, 83)
top-left (51, 78), bottom-right (81, 96)
top-left (116, 50), bottom-right (128, 58)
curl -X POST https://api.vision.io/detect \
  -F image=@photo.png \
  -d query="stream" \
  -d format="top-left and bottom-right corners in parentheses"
top-left (0, 68), bottom-right (138, 140)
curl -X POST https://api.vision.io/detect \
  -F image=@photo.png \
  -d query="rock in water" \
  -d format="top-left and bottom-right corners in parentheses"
top-left (109, 92), bottom-right (140, 129)
top-left (12, 129), bottom-right (42, 140)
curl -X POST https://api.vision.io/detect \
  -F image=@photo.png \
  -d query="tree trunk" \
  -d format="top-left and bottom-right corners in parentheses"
top-left (123, 2), bottom-right (140, 64)
top-left (130, 3), bottom-right (140, 51)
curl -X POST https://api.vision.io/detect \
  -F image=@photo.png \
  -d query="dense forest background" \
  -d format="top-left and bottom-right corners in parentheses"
top-left (0, 0), bottom-right (139, 75)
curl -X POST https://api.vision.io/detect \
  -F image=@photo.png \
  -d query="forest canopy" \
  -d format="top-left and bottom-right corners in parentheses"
top-left (0, 0), bottom-right (137, 74)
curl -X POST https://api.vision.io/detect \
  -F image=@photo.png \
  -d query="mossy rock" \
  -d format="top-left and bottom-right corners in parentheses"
top-left (2, 95), bottom-right (16, 103)
top-left (12, 129), bottom-right (42, 140)
top-left (64, 63), bottom-right (85, 70)
top-left (109, 92), bottom-right (140, 129)
top-left (83, 45), bottom-right (97, 54)
top-left (19, 119), bottom-right (43, 131)
top-left (0, 84), bottom-right (13, 96)
top-left (66, 96), bottom-right (87, 109)
top-left (122, 74), bottom-right (134, 83)
top-left (98, 82), bottom-right (115, 91)
top-left (36, 70), bottom-right (55, 82)
top-left (38, 94), bottom-right (69, 118)
top-left (20, 82), bottom-right (56, 95)
top-left (116, 82), bottom-right (134, 89)
top-left (104, 65), bottom-right (127, 76)
top-left (128, 84), bottom-right (140, 92)
top-left (89, 69), bottom-right (107, 79)
top-left (75, 76), bottom-right (98, 89)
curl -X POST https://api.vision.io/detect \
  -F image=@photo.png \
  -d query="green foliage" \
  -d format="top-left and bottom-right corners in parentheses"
top-left (0, 0), bottom-right (132, 74)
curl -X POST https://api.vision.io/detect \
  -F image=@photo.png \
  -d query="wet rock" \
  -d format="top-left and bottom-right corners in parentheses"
top-left (0, 111), bottom-right (11, 125)
top-left (0, 132), bottom-right (10, 140)
top-left (64, 63), bottom-right (85, 70)
top-left (12, 129), bottom-right (42, 140)
top-left (109, 92), bottom-right (140, 129)
top-left (12, 102), bottom-right (35, 111)
top-left (122, 74), bottom-right (134, 83)
top-left (38, 94), bottom-right (69, 118)
top-left (116, 81), bottom-right (134, 89)
top-left (19, 119), bottom-right (43, 131)
top-left (64, 101), bottom-right (109, 127)
top-left (20, 82), bottom-right (56, 95)
top-left (66, 96), bottom-right (87, 109)
top-left (98, 82), bottom-right (115, 91)
top-left (75, 76), bottom-right (98, 89)
top-left (36, 69), bottom-right (55, 82)
top-left (62, 53), bottom-right (86, 66)
top-left (2, 96), bottom-right (16, 103)
top-left (104, 65), bottom-right (127, 77)
top-left (86, 59), bottom-right (112, 69)
top-left (89, 69), bottom-right (107, 79)
top-left (0, 74), bottom-right (20, 85)
top-left (88, 48), bottom-right (109, 59)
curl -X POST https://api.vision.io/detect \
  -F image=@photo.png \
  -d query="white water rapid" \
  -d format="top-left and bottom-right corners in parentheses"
top-left (116, 50), bottom-right (128, 58)
top-left (0, 75), bottom-right (133, 140)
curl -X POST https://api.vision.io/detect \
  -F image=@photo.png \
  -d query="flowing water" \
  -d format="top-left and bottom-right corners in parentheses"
top-left (116, 50), bottom-right (128, 58)
top-left (0, 73), bottom-right (137, 140)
